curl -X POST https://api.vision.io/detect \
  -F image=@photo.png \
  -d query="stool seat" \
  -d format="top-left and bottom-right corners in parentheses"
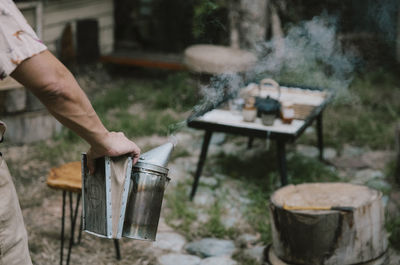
top-left (183, 44), bottom-right (256, 74)
top-left (47, 161), bottom-right (82, 193)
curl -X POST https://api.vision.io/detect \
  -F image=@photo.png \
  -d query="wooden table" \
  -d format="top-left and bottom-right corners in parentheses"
top-left (187, 85), bottom-right (331, 199)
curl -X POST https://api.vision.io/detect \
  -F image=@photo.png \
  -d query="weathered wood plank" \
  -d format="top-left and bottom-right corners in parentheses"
top-left (83, 157), bottom-right (107, 236)
top-left (43, 16), bottom-right (113, 44)
top-left (43, 0), bottom-right (112, 27)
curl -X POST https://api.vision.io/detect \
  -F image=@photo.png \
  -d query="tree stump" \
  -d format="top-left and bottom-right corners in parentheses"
top-left (269, 183), bottom-right (388, 265)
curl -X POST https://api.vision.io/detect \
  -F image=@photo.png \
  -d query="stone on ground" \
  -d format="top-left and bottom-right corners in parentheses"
top-left (243, 245), bottom-right (265, 263)
top-left (342, 145), bottom-right (366, 157)
top-left (210, 133), bottom-right (226, 145)
top-left (353, 169), bottom-right (384, 184)
top-left (221, 206), bottom-right (242, 229)
top-left (324, 147), bottom-right (337, 160)
top-left (361, 151), bottom-right (395, 170)
top-left (237, 233), bottom-right (260, 247)
top-left (199, 176), bottom-right (218, 187)
top-left (296, 144), bottom-right (319, 158)
top-left (185, 238), bottom-right (236, 258)
top-left (331, 157), bottom-right (368, 169)
top-left (193, 189), bottom-right (216, 207)
top-left (199, 256), bottom-right (237, 265)
top-left (158, 253), bottom-right (201, 265)
top-left (153, 232), bottom-right (186, 252)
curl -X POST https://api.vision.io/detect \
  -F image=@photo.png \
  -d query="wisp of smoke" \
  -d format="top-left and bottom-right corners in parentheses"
top-left (168, 15), bottom-right (359, 138)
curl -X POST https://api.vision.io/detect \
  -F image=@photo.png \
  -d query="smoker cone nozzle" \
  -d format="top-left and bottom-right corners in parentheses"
top-left (138, 142), bottom-right (174, 167)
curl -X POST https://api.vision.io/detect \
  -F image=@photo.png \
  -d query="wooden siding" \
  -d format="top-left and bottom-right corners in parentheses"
top-left (41, 0), bottom-right (114, 55)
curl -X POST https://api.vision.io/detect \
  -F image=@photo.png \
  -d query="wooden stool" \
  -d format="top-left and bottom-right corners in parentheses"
top-left (47, 162), bottom-right (121, 265)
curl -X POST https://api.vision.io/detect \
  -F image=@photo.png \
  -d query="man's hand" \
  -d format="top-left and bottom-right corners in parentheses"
top-left (86, 131), bottom-right (140, 174)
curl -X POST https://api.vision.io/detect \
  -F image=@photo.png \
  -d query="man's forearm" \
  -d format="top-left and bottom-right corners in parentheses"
top-left (11, 50), bottom-right (109, 148)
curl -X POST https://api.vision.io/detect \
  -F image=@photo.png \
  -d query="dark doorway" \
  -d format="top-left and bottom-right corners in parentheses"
top-left (113, 0), bottom-right (229, 53)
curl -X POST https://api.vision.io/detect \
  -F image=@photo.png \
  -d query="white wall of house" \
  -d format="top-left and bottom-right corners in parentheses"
top-left (20, 0), bottom-right (114, 56)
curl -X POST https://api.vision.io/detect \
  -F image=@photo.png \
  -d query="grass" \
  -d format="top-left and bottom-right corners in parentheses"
top-left (387, 215), bottom-right (400, 250)
top-left (277, 68), bottom-right (400, 150)
top-left (25, 67), bottom-right (400, 255)
top-left (211, 146), bottom-right (340, 244)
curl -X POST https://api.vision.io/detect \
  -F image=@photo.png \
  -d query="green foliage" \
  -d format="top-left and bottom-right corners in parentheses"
top-left (266, 68), bottom-right (400, 150)
top-left (152, 73), bottom-right (200, 111)
top-left (192, 0), bottom-right (229, 44)
top-left (232, 251), bottom-right (262, 265)
top-left (192, 0), bottom-right (219, 38)
top-left (106, 110), bottom-right (179, 138)
top-left (322, 69), bottom-right (400, 149)
top-left (386, 215), bottom-right (400, 250)
top-left (287, 154), bottom-right (339, 184)
top-left (245, 187), bottom-right (272, 244)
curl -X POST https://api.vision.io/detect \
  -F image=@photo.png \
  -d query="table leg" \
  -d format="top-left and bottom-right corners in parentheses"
top-left (316, 113), bottom-right (324, 161)
top-left (277, 140), bottom-right (288, 186)
top-left (60, 191), bottom-right (66, 265)
top-left (190, 130), bottom-right (213, 200)
top-left (247, 137), bottom-right (254, 149)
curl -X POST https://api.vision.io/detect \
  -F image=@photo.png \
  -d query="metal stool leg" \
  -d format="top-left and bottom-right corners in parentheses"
top-left (60, 191), bottom-right (66, 265)
top-left (113, 239), bottom-right (121, 260)
top-left (66, 192), bottom-right (81, 265)
top-left (78, 211), bottom-right (83, 244)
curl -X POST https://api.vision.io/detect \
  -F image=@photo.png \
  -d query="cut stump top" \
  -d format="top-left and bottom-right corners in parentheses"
top-left (47, 161), bottom-right (82, 193)
top-left (271, 182), bottom-right (380, 210)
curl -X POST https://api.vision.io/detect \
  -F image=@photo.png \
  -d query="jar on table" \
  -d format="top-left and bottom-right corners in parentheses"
top-left (242, 97), bottom-right (257, 122)
top-left (281, 101), bottom-right (295, 124)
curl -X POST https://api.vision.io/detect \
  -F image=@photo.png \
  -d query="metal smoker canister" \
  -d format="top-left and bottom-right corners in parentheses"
top-left (122, 142), bottom-right (173, 241)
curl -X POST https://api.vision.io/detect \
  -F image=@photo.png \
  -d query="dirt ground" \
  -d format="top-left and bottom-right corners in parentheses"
top-left (3, 137), bottom-right (166, 265)
top-left (4, 132), bottom-right (400, 265)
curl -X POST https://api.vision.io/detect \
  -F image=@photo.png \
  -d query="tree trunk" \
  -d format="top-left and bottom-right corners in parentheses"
top-left (229, 0), bottom-right (269, 51)
top-left (270, 3), bottom-right (284, 58)
top-left (269, 183), bottom-right (388, 265)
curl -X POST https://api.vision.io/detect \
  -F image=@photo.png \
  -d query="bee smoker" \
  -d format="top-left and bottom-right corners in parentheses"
top-left (122, 142), bottom-right (173, 241)
top-left (82, 142), bottom-right (174, 241)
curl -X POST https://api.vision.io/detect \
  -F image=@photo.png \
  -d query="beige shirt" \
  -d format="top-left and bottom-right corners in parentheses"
top-left (0, 0), bottom-right (47, 79)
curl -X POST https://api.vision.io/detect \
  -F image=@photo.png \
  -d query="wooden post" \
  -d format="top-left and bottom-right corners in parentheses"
top-left (269, 183), bottom-right (388, 265)
top-left (395, 124), bottom-right (400, 184)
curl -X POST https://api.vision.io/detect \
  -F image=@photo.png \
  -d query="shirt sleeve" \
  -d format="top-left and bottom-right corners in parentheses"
top-left (0, 0), bottom-right (47, 79)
